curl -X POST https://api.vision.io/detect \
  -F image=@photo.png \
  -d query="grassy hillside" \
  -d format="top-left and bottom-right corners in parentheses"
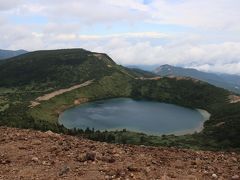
top-left (0, 48), bottom-right (239, 150)
top-left (0, 49), bottom-right (137, 129)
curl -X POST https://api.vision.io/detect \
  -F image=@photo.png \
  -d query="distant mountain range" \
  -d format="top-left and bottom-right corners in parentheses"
top-left (0, 49), bottom-right (28, 60)
top-left (126, 67), bottom-right (156, 78)
top-left (154, 64), bottom-right (240, 94)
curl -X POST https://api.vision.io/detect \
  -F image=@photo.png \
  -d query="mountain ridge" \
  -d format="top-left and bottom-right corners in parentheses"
top-left (0, 49), bottom-right (28, 60)
top-left (154, 64), bottom-right (240, 94)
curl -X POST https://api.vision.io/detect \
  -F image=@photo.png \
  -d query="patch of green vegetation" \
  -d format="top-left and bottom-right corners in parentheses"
top-left (66, 128), bottom-right (232, 151)
top-left (0, 104), bottom-right (9, 112)
top-left (29, 72), bottom-right (133, 123)
top-left (0, 88), bottom-right (17, 94)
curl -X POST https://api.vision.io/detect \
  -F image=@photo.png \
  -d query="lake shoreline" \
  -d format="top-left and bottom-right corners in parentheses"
top-left (169, 109), bottom-right (211, 136)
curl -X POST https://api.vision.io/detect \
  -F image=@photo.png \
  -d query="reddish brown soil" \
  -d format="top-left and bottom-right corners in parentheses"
top-left (0, 127), bottom-right (239, 180)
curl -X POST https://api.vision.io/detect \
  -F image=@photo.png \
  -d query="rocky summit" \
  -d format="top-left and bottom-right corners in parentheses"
top-left (0, 127), bottom-right (239, 180)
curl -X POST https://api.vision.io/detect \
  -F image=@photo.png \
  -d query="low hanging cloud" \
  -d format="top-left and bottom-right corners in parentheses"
top-left (89, 38), bottom-right (240, 75)
top-left (188, 63), bottom-right (240, 75)
top-left (1, 26), bottom-right (240, 74)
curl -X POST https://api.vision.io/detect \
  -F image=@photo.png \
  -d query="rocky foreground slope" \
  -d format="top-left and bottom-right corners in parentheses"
top-left (0, 127), bottom-right (239, 180)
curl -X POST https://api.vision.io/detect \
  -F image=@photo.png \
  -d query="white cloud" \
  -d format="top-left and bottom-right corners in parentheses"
top-left (35, 0), bottom-right (146, 25)
top-left (148, 0), bottom-right (240, 30)
top-left (77, 32), bottom-right (169, 40)
top-left (189, 63), bottom-right (240, 75)
top-left (0, 0), bottom-right (23, 11)
top-left (105, 0), bottom-right (148, 11)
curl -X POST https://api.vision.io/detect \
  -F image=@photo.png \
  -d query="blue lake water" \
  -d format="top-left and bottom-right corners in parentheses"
top-left (59, 98), bottom-right (209, 135)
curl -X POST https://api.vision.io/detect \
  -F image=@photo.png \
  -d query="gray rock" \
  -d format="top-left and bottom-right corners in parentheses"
top-left (59, 164), bottom-right (70, 176)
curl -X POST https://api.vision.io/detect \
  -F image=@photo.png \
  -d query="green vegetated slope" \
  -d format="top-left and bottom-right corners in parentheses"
top-left (0, 49), bottom-right (124, 88)
top-left (0, 48), bottom-right (239, 150)
top-left (0, 49), bottom-right (135, 129)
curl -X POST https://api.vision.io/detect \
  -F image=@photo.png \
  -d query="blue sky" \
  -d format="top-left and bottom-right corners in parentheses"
top-left (0, 0), bottom-right (240, 74)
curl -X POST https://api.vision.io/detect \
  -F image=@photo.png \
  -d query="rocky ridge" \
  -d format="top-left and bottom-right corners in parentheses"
top-left (0, 127), bottom-right (239, 180)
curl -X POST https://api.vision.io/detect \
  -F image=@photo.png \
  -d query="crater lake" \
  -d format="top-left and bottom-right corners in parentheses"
top-left (59, 98), bottom-right (210, 135)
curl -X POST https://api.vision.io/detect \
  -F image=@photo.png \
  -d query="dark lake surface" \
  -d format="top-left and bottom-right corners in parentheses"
top-left (59, 98), bottom-right (210, 135)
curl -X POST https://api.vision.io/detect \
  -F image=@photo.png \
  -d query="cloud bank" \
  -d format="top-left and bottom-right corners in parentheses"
top-left (0, 0), bottom-right (240, 74)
